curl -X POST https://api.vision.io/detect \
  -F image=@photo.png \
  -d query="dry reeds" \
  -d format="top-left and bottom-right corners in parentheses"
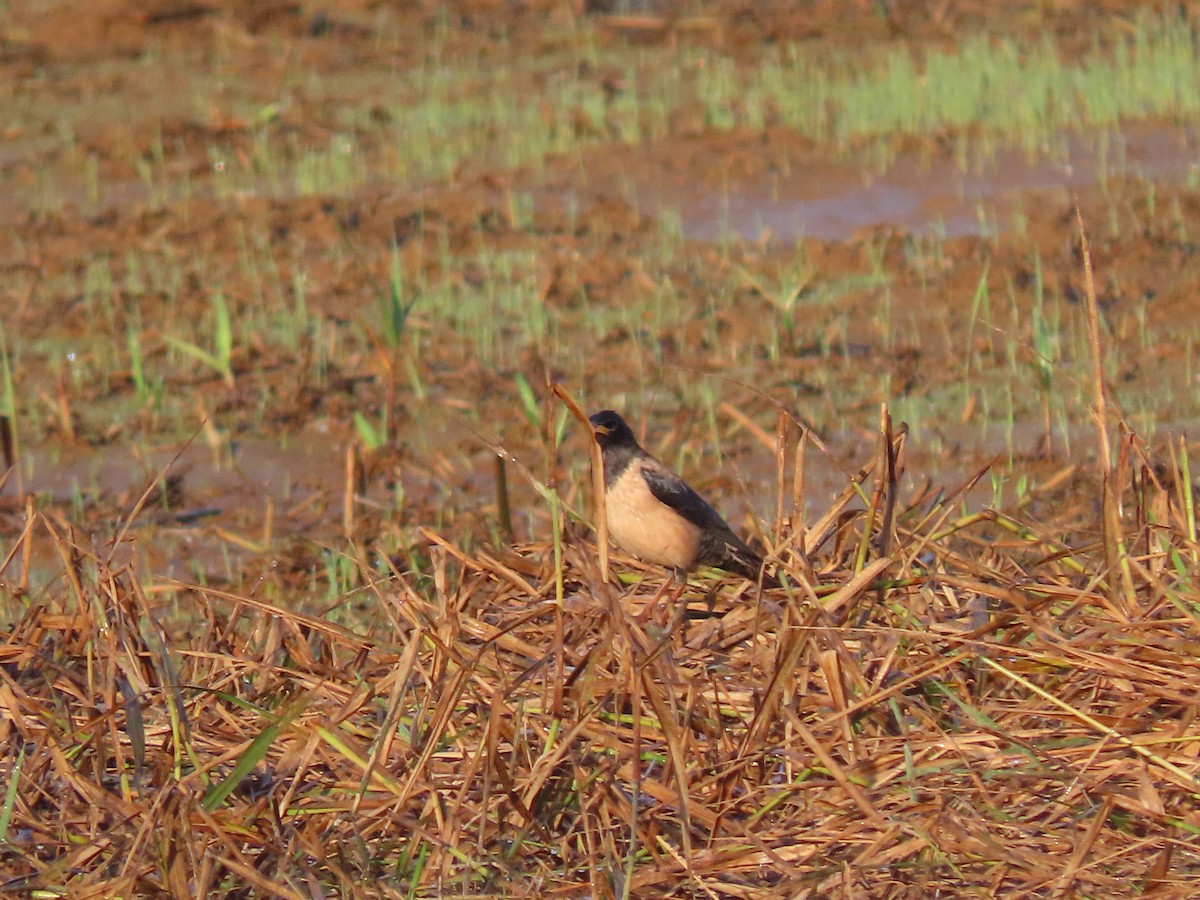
top-left (2, 401), bottom-right (1199, 898)
top-left (2, 220), bottom-right (1198, 897)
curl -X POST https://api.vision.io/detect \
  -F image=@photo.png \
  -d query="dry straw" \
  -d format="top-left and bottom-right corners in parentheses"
top-left (2, 230), bottom-right (1200, 896)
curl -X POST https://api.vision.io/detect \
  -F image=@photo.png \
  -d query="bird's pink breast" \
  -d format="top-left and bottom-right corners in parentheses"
top-left (604, 462), bottom-right (701, 569)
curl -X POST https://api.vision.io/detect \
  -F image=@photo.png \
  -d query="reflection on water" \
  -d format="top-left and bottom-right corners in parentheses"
top-left (657, 124), bottom-right (1200, 241)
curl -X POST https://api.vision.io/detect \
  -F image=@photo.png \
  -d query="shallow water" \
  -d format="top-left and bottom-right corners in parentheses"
top-left (656, 124), bottom-right (1200, 240)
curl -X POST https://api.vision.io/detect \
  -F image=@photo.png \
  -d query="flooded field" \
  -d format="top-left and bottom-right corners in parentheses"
top-left (2, 1), bottom-right (1200, 896)
top-left (2, 2), bottom-right (1199, 582)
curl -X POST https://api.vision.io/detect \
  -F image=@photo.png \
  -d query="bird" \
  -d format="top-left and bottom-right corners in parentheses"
top-left (589, 409), bottom-right (775, 584)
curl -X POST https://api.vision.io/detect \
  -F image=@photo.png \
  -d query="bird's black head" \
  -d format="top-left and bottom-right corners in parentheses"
top-left (589, 409), bottom-right (638, 450)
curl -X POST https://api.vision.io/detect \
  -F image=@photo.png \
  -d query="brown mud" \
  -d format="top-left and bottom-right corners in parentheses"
top-left (5, 3), bottom-right (1200, 897)
top-left (2, 0), bottom-right (1199, 585)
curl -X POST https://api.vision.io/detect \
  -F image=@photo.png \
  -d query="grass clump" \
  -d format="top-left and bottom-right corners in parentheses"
top-left (2, 401), bottom-right (1199, 895)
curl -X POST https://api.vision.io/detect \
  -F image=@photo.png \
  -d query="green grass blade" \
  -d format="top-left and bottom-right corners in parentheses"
top-left (201, 695), bottom-right (309, 811)
top-left (0, 742), bottom-right (24, 842)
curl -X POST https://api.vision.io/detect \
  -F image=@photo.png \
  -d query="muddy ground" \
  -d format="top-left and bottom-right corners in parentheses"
top-left (2, 0), bottom-right (1199, 587)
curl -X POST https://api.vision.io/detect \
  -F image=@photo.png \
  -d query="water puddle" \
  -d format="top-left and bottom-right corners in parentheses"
top-left (0, 432), bottom-right (349, 582)
top-left (0, 402), bottom-right (515, 586)
top-left (654, 123), bottom-right (1200, 241)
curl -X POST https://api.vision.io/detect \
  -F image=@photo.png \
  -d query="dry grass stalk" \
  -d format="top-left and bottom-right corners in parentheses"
top-left (2, 416), bottom-right (1199, 897)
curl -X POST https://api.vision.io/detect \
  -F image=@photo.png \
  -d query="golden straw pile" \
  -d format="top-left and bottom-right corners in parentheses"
top-left (1, 400), bottom-right (1198, 897)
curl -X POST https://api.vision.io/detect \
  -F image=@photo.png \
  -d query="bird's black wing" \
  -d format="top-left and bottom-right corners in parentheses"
top-left (638, 461), bottom-right (732, 533)
top-left (639, 461), bottom-right (767, 579)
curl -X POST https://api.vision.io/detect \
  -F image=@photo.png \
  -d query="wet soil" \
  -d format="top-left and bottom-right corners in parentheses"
top-left (2, 0), bottom-right (1200, 589)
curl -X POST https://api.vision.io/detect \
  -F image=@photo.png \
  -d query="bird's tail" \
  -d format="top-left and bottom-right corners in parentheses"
top-left (725, 544), bottom-right (780, 589)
